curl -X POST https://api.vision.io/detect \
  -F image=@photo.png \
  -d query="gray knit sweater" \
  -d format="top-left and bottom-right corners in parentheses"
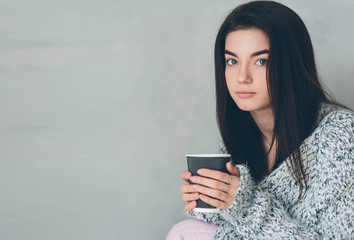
top-left (189, 104), bottom-right (354, 239)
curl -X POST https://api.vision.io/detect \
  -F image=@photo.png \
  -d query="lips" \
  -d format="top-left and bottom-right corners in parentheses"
top-left (236, 91), bottom-right (256, 98)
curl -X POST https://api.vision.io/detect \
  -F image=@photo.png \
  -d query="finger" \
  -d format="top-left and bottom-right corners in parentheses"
top-left (193, 184), bottom-right (234, 204)
top-left (181, 171), bottom-right (192, 183)
top-left (182, 193), bottom-right (199, 202)
top-left (226, 162), bottom-right (240, 177)
top-left (180, 184), bottom-right (198, 194)
top-left (190, 176), bottom-right (229, 192)
top-left (185, 200), bottom-right (197, 212)
top-left (197, 168), bottom-right (232, 184)
top-left (199, 194), bottom-right (229, 210)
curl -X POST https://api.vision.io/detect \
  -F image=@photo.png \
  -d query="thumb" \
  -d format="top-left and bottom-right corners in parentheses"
top-left (226, 162), bottom-right (240, 177)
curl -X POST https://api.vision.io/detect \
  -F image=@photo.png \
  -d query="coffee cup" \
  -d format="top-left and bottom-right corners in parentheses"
top-left (186, 153), bottom-right (231, 212)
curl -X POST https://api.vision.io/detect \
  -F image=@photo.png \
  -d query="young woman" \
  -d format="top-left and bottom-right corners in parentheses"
top-left (167, 1), bottom-right (353, 239)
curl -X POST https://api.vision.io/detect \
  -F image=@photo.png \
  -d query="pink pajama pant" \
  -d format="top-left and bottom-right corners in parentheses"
top-left (166, 219), bottom-right (218, 240)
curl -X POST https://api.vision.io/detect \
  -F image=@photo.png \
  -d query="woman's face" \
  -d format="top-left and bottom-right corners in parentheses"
top-left (224, 28), bottom-right (271, 116)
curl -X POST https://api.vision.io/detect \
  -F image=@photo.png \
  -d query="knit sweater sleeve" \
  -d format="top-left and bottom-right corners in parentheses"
top-left (190, 109), bottom-right (354, 239)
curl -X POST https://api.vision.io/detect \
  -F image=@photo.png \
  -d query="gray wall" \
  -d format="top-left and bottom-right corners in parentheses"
top-left (0, 0), bottom-right (353, 239)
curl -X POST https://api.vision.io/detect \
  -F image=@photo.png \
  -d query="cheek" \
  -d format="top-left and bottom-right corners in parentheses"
top-left (224, 70), bottom-right (234, 89)
top-left (254, 70), bottom-right (268, 91)
top-left (259, 79), bottom-right (271, 102)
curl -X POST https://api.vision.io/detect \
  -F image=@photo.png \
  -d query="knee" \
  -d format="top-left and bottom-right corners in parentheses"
top-left (166, 219), bottom-right (217, 240)
top-left (167, 220), bottom-right (195, 240)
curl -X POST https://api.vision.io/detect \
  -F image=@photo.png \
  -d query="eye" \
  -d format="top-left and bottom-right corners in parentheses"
top-left (256, 59), bottom-right (267, 66)
top-left (226, 59), bottom-right (238, 66)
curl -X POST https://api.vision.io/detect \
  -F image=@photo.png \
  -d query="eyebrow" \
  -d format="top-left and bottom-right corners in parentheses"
top-left (224, 49), bottom-right (269, 58)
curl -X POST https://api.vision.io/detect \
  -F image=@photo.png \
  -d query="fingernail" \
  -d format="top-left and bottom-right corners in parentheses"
top-left (193, 185), bottom-right (198, 190)
top-left (197, 169), bottom-right (204, 174)
top-left (190, 176), bottom-right (197, 182)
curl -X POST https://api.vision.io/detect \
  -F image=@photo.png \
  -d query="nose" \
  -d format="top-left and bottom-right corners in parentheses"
top-left (236, 65), bottom-right (251, 84)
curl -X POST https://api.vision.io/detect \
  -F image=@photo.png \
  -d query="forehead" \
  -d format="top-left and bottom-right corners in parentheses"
top-left (225, 28), bottom-right (270, 51)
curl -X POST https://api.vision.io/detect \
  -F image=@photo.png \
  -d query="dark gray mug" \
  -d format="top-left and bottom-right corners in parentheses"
top-left (186, 154), bottom-right (231, 212)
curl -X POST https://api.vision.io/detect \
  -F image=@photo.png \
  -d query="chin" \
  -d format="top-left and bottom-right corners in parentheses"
top-left (237, 106), bottom-right (256, 112)
top-left (235, 102), bottom-right (255, 112)
top-left (235, 102), bottom-right (271, 113)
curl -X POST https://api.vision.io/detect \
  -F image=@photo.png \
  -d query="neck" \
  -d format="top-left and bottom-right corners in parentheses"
top-left (250, 108), bottom-right (277, 173)
top-left (250, 108), bottom-right (274, 144)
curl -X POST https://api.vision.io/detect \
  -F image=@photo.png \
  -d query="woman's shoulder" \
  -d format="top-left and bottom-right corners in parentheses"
top-left (304, 102), bottom-right (353, 178)
top-left (303, 102), bottom-right (353, 175)
top-left (315, 102), bottom-right (353, 138)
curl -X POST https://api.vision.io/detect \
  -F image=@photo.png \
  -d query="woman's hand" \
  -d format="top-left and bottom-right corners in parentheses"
top-left (180, 170), bottom-right (199, 211)
top-left (180, 162), bottom-right (240, 211)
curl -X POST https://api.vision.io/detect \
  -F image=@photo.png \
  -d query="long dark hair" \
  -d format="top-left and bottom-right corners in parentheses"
top-left (215, 1), bottom-right (336, 203)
